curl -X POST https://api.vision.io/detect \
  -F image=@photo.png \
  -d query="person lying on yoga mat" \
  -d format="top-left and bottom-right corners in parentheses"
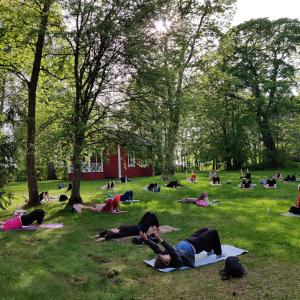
top-left (73, 191), bottom-right (134, 213)
top-left (95, 212), bottom-right (160, 240)
top-left (0, 209), bottom-right (45, 231)
top-left (289, 185), bottom-right (300, 215)
top-left (140, 227), bottom-right (222, 269)
top-left (179, 193), bottom-right (209, 203)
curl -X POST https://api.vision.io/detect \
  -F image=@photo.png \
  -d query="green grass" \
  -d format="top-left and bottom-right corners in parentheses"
top-left (1, 170), bottom-right (300, 300)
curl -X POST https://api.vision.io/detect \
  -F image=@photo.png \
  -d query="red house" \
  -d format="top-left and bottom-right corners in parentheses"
top-left (67, 145), bottom-right (153, 180)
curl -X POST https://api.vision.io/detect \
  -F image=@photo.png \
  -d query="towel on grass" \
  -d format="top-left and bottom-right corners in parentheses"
top-left (144, 245), bottom-right (247, 272)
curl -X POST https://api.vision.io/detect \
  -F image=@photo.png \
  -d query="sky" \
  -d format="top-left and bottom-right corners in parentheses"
top-left (232, 0), bottom-right (300, 25)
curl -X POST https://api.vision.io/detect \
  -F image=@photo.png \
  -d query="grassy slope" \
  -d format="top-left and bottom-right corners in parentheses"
top-left (0, 170), bottom-right (300, 300)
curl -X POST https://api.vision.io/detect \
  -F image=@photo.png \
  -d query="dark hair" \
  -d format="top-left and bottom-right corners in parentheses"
top-left (154, 254), bottom-right (169, 269)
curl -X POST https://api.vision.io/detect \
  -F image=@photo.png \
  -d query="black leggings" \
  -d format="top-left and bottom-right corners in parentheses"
top-left (213, 177), bottom-right (220, 184)
top-left (103, 212), bottom-right (160, 239)
top-left (21, 209), bottom-right (45, 226)
top-left (186, 228), bottom-right (222, 255)
top-left (289, 206), bottom-right (300, 215)
top-left (121, 191), bottom-right (133, 201)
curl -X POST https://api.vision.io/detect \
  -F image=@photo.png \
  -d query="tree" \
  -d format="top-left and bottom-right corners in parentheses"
top-left (0, 0), bottom-right (54, 205)
top-left (125, 0), bottom-right (236, 175)
top-left (219, 18), bottom-right (300, 167)
top-left (63, 0), bottom-right (167, 205)
top-left (0, 133), bottom-right (16, 209)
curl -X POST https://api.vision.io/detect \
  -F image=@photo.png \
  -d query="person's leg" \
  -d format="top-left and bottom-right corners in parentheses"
top-left (139, 212), bottom-right (160, 232)
top-left (179, 198), bottom-right (198, 203)
top-left (189, 227), bottom-right (209, 238)
top-left (138, 212), bottom-right (152, 225)
top-left (21, 209), bottom-right (45, 226)
top-left (289, 206), bottom-right (300, 214)
top-left (186, 229), bottom-right (222, 255)
top-left (217, 177), bottom-right (220, 184)
top-left (121, 191), bottom-right (132, 201)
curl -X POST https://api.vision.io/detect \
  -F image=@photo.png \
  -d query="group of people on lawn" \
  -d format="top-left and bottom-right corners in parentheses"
top-left (1, 170), bottom-right (299, 270)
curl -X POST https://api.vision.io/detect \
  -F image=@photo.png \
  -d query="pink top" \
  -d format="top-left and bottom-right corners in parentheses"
top-left (2, 216), bottom-right (22, 230)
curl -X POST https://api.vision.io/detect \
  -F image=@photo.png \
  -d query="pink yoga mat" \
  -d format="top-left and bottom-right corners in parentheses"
top-left (0, 223), bottom-right (64, 231)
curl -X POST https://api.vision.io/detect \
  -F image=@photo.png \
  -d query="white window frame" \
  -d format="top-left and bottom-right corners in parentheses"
top-left (128, 153), bottom-right (135, 167)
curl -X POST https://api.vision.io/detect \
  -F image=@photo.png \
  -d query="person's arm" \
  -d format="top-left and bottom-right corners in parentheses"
top-left (159, 239), bottom-right (183, 267)
top-left (152, 231), bottom-right (184, 267)
top-left (140, 231), bottom-right (164, 254)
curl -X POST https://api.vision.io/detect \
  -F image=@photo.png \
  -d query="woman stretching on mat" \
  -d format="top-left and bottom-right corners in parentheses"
top-left (95, 212), bottom-right (160, 240)
top-left (73, 191), bottom-right (134, 213)
top-left (0, 209), bottom-right (45, 231)
top-left (289, 185), bottom-right (300, 215)
top-left (140, 227), bottom-right (222, 269)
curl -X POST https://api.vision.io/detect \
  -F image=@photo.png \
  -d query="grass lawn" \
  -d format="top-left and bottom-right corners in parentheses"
top-left (1, 170), bottom-right (300, 300)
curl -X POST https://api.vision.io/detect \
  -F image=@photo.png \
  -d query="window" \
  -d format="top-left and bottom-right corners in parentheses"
top-left (128, 153), bottom-right (135, 167)
top-left (139, 159), bottom-right (148, 167)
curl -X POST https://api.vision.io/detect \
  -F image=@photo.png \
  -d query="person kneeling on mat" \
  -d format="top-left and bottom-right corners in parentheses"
top-left (96, 212), bottom-right (160, 240)
top-left (0, 209), bottom-right (45, 231)
top-left (289, 185), bottom-right (300, 214)
top-left (140, 227), bottom-right (222, 269)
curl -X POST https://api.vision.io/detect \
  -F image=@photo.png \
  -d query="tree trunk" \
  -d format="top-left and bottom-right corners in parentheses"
top-left (47, 162), bottom-right (57, 180)
top-left (257, 116), bottom-right (280, 167)
top-left (67, 131), bottom-right (84, 206)
top-left (26, 0), bottom-right (52, 207)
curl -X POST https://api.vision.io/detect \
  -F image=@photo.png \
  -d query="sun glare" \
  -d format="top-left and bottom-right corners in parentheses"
top-left (154, 19), bottom-right (171, 33)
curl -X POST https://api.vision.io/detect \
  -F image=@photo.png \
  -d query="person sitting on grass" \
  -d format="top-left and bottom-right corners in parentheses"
top-left (245, 169), bottom-right (251, 180)
top-left (265, 177), bottom-right (277, 188)
top-left (274, 172), bottom-right (283, 181)
top-left (284, 175), bottom-right (291, 182)
top-left (289, 185), bottom-right (300, 215)
top-left (187, 171), bottom-right (197, 183)
top-left (211, 172), bottom-right (220, 185)
top-left (147, 183), bottom-right (160, 192)
top-left (291, 174), bottom-right (297, 182)
top-left (38, 191), bottom-right (51, 204)
top-left (95, 212), bottom-right (160, 240)
top-left (140, 227), bottom-right (222, 269)
top-left (0, 209), bottom-right (45, 231)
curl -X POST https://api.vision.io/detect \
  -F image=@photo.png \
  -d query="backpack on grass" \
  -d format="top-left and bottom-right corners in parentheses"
top-left (220, 256), bottom-right (246, 280)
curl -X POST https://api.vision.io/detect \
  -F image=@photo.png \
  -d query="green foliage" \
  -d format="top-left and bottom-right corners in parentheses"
top-left (0, 133), bottom-right (16, 209)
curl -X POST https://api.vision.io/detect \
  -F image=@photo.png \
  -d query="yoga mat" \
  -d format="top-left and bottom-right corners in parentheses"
top-left (209, 183), bottom-right (222, 186)
top-left (122, 200), bottom-right (141, 204)
top-left (39, 223), bottom-right (64, 229)
top-left (264, 185), bottom-right (277, 189)
top-left (144, 245), bottom-right (248, 272)
top-left (280, 212), bottom-right (300, 218)
top-left (95, 225), bottom-right (179, 242)
top-left (0, 223), bottom-right (64, 231)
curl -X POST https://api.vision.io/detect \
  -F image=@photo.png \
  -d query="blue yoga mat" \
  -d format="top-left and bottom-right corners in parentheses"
top-left (144, 245), bottom-right (248, 272)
